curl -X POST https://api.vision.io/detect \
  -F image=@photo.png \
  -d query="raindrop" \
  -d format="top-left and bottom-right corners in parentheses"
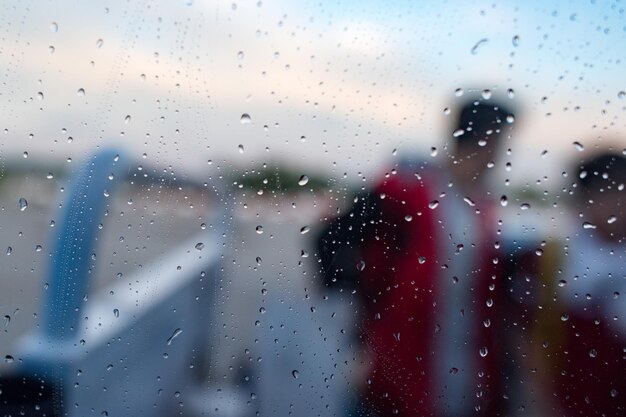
top-left (512, 35), bottom-right (520, 47)
top-left (356, 260), bottom-right (366, 271)
top-left (124, 115), bottom-right (131, 124)
top-left (48, 45), bottom-right (55, 54)
top-left (428, 200), bottom-right (439, 209)
top-left (463, 197), bottom-right (476, 207)
top-left (35, 245), bottom-right (42, 252)
top-left (582, 222), bottom-right (596, 229)
top-left (291, 370), bottom-right (299, 379)
top-left (500, 195), bottom-right (508, 207)
top-left (37, 92), bottom-right (44, 100)
top-left (300, 226), bottom-right (310, 234)
top-left (50, 22), bottom-right (58, 33)
top-left (449, 367), bottom-right (459, 374)
top-left (237, 51), bottom-right (244, 60)
top-left (453, 129), bottom-right (465, 138)
top-left (77, 88), bottom-right (85, 96)
top-left (18, 198), bottom-right (28, 211)
top-left (4, 315), bottom-right (10, 327)
top-left (240, 113), bottom-right (251, 124)
top-left (481, 89), bottom-right (492, 100)
top-left (607, 215), bottom-right (617, 224)
top-left (418, 256), bottom-right (426, 264)
top-left (298, 175), bottom-right (309, 186)
top-left (166, 328), bottom-right (183, 345)
top-left (238, 144), bottom-right (244, 153)
top-left (195, 242), bottom-right (205, 251)
top-left (96, 38), bottom-right (104, 48)
top-left (572, 141), bottom-right (584, 151)
top-left (113, 308), bottom-right (119, 318)
top-left (4, 355), bottom-right (14, 364)
top-left (479, 347), bottom-right (488, 357)
top-left (404, 215), bottom-right (413, 222)
top-left (255, 225), bottom-right (263, 234)
top-left (618, 91), bottom-right (625, 100)
top-left (507, 88), bottom-right (515, 99)
top-left (255, 256), bottom-right (262, 264)
top-left (6, 246), bottom-right (12, 255)
top-left (588, 349), bottom-right (597, 358)
top-left (506, 114), bottom-right (515, 124)
top-left (454, 88), bottom-right (464, 97)
top-left (470, 38), bottom-right (488, 55)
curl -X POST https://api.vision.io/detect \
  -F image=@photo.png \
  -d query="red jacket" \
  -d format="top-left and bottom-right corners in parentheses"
top-left (358, 168), bottom-right (505, 416)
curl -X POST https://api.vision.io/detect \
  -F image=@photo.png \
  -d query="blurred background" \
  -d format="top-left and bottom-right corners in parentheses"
top-left (0, 0), bottom-right (625, 416)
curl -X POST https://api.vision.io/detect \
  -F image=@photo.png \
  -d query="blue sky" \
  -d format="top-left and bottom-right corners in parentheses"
top-left (0, 0), bottom-right (624, 187)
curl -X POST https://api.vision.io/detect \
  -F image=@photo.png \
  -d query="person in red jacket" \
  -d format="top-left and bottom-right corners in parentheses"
top-left (318, 94), bottom-right (517, 416)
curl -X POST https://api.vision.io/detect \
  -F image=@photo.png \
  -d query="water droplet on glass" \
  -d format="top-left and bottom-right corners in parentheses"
top-left (96, 38), bottom-right (104, 48)
top-left (195, 242), bottom-right (205, 251)
top-left (481, 89), bottom-right (492, 100)
top-left (238, 144), bottom-right (244, 153)
top-left (418, 256), bottom-right (426, 264)
top-left (50, 22), bottom-right (58, 33)
top-left (618, 91), bottom-right (625, 100)
top-left (256, 256), bottom-right (262, 265)
top-left (35, 245), bottom-right (42, 252)
top-left (124, 115), bottom-right (131, 124)
top-left (291, 370), bottom-right (299, 379)
top-left (582, 222), bottom-right (596, 229)
top-left (588, 349), bottom-right (597, 358)
top-left (48, 45), bottom-right (55, 54)
top-left (237, 51), bottom-right (244, 60)
top-left (77, 88), bottom-right (85, 96)
top-left (479, 347), bottom-right (488, 357)
top-left (166, 328), bottom-right (183, 345)
top-left (255, 225), bottom-right (263, 234)
top-left (356, 260), bottom-right (366, 271)
top-left (298, 175), bottom-right (309, 186)
top-left (512, 35), bottom-right (520, 47)
top-left (500, 195), bottom-right (508, 207)
top-left (454, 88), bottom-right (464, 97)
top-left (4, 355), bottom-right (14, 364)
top-left (506, 114), bottom-right (515, 124)
top-left (404, 215), bottom-right (413, 222)
top-left (113, 308), bottom-right (119, 318)
top-left (607, 215), bottom-right (617, 224)
top-left (240, 113), bottom-right (251, 124)
top-left (572, 141), bottom-right (584, 151)
top-left (449, 367), bottom-right (459, 374)
top-left (429, 200), bottom-right (439, 209)
top-left (463, 197), bottom-right (476, 207)
top-left (6, 246), bottom-right (12, 255)
top-left (470, 38), bottom-right (488, 55)
top-left (300, 226), bottom-right (310, 234)
top-left (453, 129), bottom-right (465, 138)
top-left (18, 198), bottom-right (28, 211)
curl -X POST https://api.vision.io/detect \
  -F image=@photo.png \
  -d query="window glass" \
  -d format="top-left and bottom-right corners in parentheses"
top-left (1, 1), bottom-right (624, 416)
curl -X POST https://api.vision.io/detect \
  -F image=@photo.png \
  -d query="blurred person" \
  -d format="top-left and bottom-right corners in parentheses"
top-left (318, 94), bottom-right (517, 416)
top-left (532, 151), bottom-right (626, 416)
